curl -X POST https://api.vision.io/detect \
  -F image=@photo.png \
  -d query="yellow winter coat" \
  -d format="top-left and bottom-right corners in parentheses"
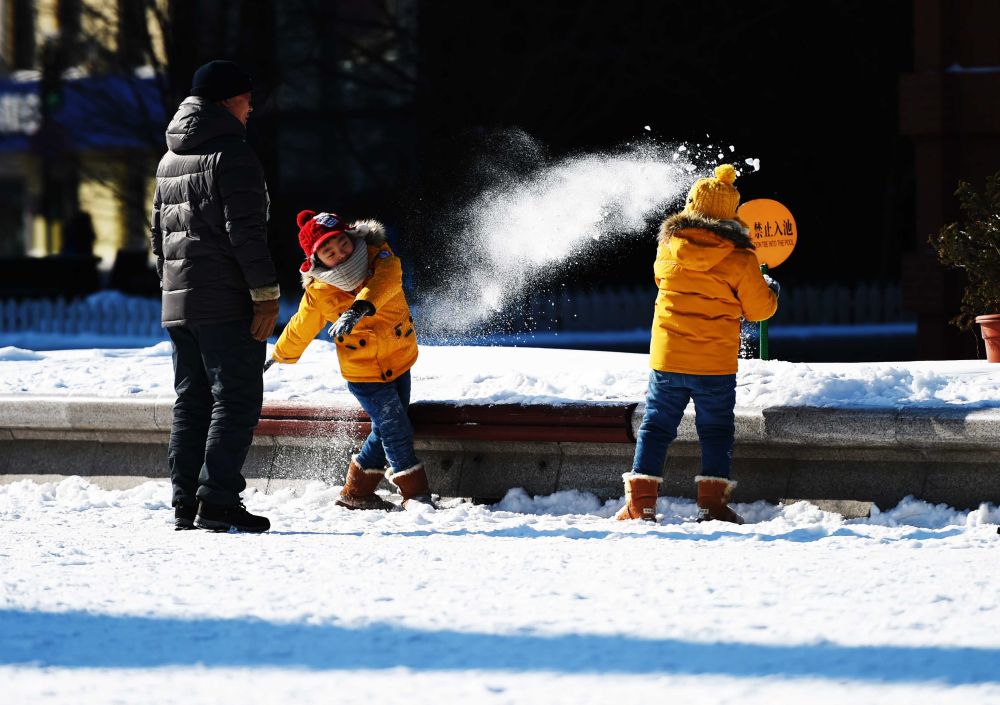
top-left (649, 213), bottom-right (777, 375)
top-left (273, 239), bottom-right (418, 383)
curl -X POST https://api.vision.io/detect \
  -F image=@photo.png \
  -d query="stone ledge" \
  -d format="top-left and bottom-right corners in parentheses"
top-left (2, 395), bottom-right (1000, 508)
top-left (5, 396), bottom-right (997, 449)
top-left (3, 395), bottom-right (999, 459)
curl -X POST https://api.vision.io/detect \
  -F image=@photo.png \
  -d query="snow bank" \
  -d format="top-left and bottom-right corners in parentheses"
top-left (3, 477), bottom-right (997, 531)
top-left (0, 346), bottom-right (44, 362)
top-left (1, 342), bottom-right (998, 408)
top-left (2, 477), bottom-right (999, 705)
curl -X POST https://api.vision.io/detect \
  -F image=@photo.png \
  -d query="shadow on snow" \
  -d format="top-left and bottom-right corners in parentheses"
top-left (1, 609), bottom-right (996, 685)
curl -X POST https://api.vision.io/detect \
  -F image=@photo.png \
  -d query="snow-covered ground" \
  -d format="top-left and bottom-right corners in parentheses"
top-left (2, 477), bottom-right (999, 705)
top-left (1, 341), bottom-right (999, 408)
top-left (3, 343), bottom-right (1000, 703)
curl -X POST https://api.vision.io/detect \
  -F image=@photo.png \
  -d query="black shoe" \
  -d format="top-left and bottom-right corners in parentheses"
top-left (174, 501), bottom-right (197, 531)
top-left (194, 501), bottom-right (270, 533)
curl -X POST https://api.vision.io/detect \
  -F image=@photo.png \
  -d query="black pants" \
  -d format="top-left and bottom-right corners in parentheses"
top-left (166, 320), bottom-right (265, 506)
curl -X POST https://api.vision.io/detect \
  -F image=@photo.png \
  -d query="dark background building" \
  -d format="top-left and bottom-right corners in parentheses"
top-left (899, 0), bottom-right (1000, 359)
top-left (413, 0), bottom-right (914, 290)
top-left (0, 0), bottom-right (996, 360)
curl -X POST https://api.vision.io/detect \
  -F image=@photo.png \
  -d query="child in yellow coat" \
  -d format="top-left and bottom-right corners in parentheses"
top-left (268, 210), bottom-right (433, 510)
top-left (617, 165), bottom-right (778, 524)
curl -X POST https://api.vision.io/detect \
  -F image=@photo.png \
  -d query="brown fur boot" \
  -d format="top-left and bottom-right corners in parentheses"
top-left (696, 476), bottom-right (744, 524)
top-left (336, 458), bottom-right (395, 511)
top-left (615, 473), bottom-right (662, 521)
top-left (388, 463), bottom-right (437, 510)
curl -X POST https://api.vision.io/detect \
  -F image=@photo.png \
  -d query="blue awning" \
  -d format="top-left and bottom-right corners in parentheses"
top-left (0, 74), bottom-right (167, 154)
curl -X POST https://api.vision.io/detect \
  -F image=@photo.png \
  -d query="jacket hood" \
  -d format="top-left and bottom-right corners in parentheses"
top-left (659, 212), bottom-right (754, 272)
top-left (301, 219), bottom-right (387, 288)
top-left (165, 96), bottom-right (245, 152)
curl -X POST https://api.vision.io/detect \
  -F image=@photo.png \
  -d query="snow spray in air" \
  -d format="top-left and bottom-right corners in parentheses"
top-left (414, 128), bottom-right (753, 337)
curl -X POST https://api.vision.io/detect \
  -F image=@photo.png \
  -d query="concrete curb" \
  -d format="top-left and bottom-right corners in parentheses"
top-left (1, 395), bottom-right (999, 508)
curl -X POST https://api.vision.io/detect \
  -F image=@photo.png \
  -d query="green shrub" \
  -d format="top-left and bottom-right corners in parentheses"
top-left (929, 171), bottom-right (1000, 330)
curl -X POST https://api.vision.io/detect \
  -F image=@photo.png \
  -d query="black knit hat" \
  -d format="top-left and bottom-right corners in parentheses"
top-left (190, 60), bottom-right (253, 101)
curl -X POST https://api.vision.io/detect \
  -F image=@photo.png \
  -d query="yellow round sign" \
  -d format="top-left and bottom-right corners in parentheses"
top-left (737, 198), bottom-right (797, 269)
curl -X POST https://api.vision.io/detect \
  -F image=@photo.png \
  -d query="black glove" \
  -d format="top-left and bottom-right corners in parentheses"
top-left (329, 300), bottom-right (376, 340)
top-left (263, 358), bottom-right (275, 373)
top-left (763, 273), bottom-right (780, 297)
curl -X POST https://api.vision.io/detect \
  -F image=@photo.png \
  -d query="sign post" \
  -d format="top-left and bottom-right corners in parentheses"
top-left (735, 198), bottom-right (797, 360)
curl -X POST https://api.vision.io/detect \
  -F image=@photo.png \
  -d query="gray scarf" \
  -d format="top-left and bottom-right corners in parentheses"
top-left (310, 237), bottom-right (369, 292)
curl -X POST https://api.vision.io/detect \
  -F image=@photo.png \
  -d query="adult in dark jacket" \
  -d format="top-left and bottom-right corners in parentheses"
top-left (150, 60), bottom-right (278, 533)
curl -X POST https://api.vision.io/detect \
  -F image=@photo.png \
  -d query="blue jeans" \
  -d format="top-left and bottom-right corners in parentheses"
top-left (348, 371), bottom-right (419, 472)
top-left (632, 370), bottom-right (737, 479)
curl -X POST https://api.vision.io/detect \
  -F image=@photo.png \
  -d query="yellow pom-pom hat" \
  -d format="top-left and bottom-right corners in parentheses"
top-left (683, 164), bottom-right (741, 221)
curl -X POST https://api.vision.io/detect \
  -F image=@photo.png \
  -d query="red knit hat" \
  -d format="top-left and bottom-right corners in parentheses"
top-left (296, 210), bottom-right (347, 266)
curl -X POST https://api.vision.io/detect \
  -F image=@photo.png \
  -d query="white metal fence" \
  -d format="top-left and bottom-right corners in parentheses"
top-left (0, 282), bottom-right (911, 341)
top-left (0, 294), bottom-right (164, 338)
top-left (513, 282), bottom-right (911, 332)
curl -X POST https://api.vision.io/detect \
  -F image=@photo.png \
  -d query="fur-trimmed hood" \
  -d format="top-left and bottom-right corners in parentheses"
top-left (658, 212), bottom-right (755, 273)
top-left (300, 219), bottom-right (387, 288)
top-left (659, 212), bottom-right (754, 250)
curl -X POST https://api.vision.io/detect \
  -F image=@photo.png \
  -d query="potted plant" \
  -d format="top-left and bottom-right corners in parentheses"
top-left (928, 170), bottom-right (1000, 362)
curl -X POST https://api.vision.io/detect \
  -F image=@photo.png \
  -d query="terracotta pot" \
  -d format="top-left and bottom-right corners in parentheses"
top-left (975, 314), bottom-right (1000, 362)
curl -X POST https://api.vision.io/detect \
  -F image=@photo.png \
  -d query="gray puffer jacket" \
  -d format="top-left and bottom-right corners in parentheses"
top-left (150, 96), bottom-right (277, 327)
